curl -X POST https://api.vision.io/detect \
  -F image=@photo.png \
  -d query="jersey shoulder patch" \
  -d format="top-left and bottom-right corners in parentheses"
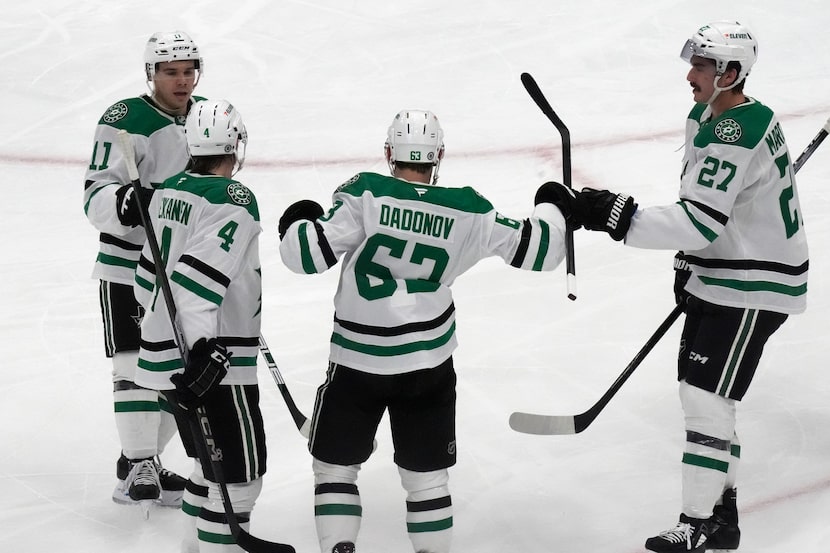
top-left (694, 99), bottom-right (773, 150)
top-left (97, 96), bottom-right (177, 136)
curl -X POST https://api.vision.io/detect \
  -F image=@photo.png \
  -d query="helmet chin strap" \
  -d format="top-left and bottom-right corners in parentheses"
top-left (705, 72), bottom-right (740, 105)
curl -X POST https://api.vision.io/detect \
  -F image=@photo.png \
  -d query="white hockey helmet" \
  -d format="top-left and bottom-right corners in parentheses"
top-left (385, 109), bottom-right (445, 184)
top-left (185, 100), bottom-right (248, 171)
top-left (680, 21), bottom-right (757, 85)
top-left (144, 31), bottom-right (203, 83)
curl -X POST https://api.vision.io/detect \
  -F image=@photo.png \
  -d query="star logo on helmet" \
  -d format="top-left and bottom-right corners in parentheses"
top-left (103, 102), bottom-right (128, 123)
top-left (714, 118), bottom-right (742, 143)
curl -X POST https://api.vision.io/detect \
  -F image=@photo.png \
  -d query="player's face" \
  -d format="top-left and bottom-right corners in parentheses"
top-left (152, 60), bottom-right (198, 114)
top-left (686, 55), bottom-right (717, 103)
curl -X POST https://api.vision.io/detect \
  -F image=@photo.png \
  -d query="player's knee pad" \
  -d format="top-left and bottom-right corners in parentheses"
top-left (111, 351), bottom-right (138, 382)
top-left (679, 380), bottom-right (736, 439)
top-left (221, 478), bottom-right (262, 513)
top-left (398, 466), bottom-right (449, 501)
top-left (313, 457), bottom-right (360, 486)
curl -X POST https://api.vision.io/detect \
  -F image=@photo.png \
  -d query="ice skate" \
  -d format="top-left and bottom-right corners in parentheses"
top-left (645, 514), bottom-right (710, 553)
top-left (707, 488), bottom-right (740, 551)
top-left (113, 453), bottom-right (185, 509)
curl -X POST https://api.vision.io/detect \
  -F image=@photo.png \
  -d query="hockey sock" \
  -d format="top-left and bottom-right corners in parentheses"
top-left (313, 459), bottom-right (362, 553)
top-left (181, 460), bottom-right (209, 553)
top-left (679, 381), bottom-right (736, 519)
top-left (399, 467), bottom-right (453, 553)
top-left (197, 479), bottom-right (261, 553)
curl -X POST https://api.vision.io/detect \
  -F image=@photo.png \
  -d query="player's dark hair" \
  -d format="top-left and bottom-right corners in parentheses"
top-left (187, 154), bottom-right (231, 175)
top-left (395, 161), bottom-right (433, 175)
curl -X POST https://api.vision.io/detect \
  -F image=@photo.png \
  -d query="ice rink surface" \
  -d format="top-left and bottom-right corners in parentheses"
top-left (2, 1), bottom-right (829, 551)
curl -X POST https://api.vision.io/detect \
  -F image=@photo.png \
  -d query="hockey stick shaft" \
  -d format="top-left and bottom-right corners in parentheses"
top-left (793, 116), bottom-right (830, 173)
top-left (521, 72), bottom-right (577, 301)
top-left (258, 335), bottom-right (310, 437)
top-left (509, 303), bottom-right (683, 435)
top-left (509, 115), bottom-right (827, 436)
top-left (116, 131), bottom-right (294, 553)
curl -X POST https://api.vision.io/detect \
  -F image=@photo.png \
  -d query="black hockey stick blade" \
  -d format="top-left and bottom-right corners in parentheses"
top-left (793, 116), bottom-right (830, 173)
top-left (235, 529), bottom-right (296, 553)
top-left (509, 303), bottom-right (684, 435)
top-left (521, 72), bottom-right (576, 300)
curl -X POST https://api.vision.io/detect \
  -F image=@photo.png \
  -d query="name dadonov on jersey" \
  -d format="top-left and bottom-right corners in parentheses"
top-left (379, 204), bottom-right (455, 240)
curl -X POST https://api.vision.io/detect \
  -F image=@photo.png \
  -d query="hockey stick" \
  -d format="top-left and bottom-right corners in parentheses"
top-left (509, 303), bottom-right (684, 435)
top-left (117, 130), bottom-right (295, 553)
top-left (793, 115), bottom-right (830, 172)
top-left (258, 335), bottom-right (379, 451)
top-left (521, 72), bottom-right (577, 301)
top-left (258, 335), bottom-right (311, 437)
top-left (509, 115), bottom-right (828, 436)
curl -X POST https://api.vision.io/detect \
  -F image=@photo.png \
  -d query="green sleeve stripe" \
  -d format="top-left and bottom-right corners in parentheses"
top-left (678, 201), bottom-right (718, 242)
top-left (532, 220), bottom-right (550, 271)
top-left (135, 274), bottom-right (154, 292)
top-left (171, 271), bottom-right (224, 306)
top-left (331, 323), bottom-right (455, 357)
top-left (698, 276), bottom-right (807, 296)
top-left (97, 253), bottom-right (138, 269)
top-left (298, 222), bottom-right (317, 274)
top-left (230, 356), bottom-right (257, 367)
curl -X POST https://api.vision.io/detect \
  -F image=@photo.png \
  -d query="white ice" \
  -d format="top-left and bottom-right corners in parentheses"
top-left (2, 1), bottom-right (829, 552)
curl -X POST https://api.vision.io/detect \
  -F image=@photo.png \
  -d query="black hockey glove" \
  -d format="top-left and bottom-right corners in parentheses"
top-left (278, 199), bottom-right (325, 240)
top-left (115, 184), bottom-right (154, 227)
top-left (673, 251), bottom-right (692, 309)
top-left (170, 338), bottom-right (230, 411)
top-left (579, 187), bottom-right (637, 241)
top-left (534, 181), bottom-right (583, 229)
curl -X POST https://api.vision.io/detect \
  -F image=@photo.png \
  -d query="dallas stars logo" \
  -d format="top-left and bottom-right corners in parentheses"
top-left (227, 182), bottom-right (252, 205)
top-left (102, 102), bottom-right (128, 123)
top-left (715, 118), bottom-right (742, 143)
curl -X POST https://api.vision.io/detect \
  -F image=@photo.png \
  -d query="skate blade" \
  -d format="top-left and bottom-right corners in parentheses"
top-left (139, 499), bottom-right (153, 520)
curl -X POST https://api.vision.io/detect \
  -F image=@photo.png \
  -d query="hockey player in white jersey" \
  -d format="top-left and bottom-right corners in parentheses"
top-left (565, 21), bottom-right (809, 553)
top-left (278, 109), bottom-right (576, 553)
top-left (82, 30), bottom-right (205, 509)
top-left (133, 99), bottom-right (268, 553)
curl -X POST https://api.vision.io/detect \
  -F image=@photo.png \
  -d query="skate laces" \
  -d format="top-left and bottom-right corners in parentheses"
top-left (657, 521), bottom-right (696, 547)
top-left (127, 459), bottom-right (160, 489)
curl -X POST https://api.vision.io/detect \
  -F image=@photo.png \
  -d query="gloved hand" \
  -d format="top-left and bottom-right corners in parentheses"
top-left (579, 187), bottom-right (637, 241)
top-left (673, 252), bottom-right (692, 308)
top-left (170, 338), bottom-right (230, 411)
top-left (534, 181), bottom-right (583, 229)
top-left (115, 184), bottom-right (154, 227)
top-left (278, 199), bottom-right (325, 239)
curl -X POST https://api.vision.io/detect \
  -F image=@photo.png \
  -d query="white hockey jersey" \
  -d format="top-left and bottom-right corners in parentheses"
top-left (83, 95), bottom-right (203, 285)
top-left (279, 172), bottom-right (567, 375)
top-left (133, 172), bottom-right (262, 390)
top-left (625, 99), bottom-right (808, 314)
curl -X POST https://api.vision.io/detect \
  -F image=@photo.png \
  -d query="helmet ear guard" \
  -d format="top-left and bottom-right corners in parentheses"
top-left (385, 109), bottom-right (445, 184)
